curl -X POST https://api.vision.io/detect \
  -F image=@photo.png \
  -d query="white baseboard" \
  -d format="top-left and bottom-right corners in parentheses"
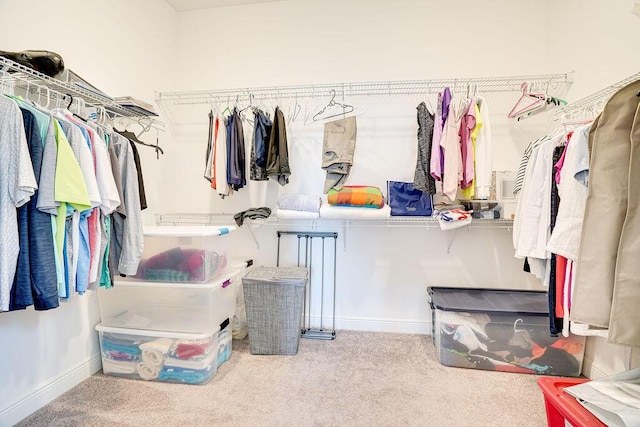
top-left (0, 353), bottom-right (102, 427)
top-left (305, 315), bottom-right (430, 335)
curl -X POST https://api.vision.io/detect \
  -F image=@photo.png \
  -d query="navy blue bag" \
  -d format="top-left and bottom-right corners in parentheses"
top-left (387, 181), bottom-right (433, 216)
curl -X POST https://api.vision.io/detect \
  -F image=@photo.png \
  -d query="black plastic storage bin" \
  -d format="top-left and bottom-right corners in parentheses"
top-left (427, 287), bottom-right (586, 376)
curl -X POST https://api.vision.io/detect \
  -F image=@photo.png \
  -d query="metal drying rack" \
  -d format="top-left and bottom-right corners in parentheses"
top-left (277, 231), bottom-right (338, 340)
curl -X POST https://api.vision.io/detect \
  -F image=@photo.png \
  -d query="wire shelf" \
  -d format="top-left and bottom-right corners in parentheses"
top-left (154, 212), bottom-right (513, 230)
top-left (554, 71), bottom-right (640, 119)
top-left (0, 56), bottom-right (164, 126)
top-left (156, 73), bottom-right (573, 106)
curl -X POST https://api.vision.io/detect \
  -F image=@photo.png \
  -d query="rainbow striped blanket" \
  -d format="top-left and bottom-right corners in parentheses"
top-left (327, 186), bottom-right (385, 209)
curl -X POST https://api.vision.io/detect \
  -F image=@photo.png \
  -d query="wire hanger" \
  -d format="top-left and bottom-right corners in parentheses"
top-left (114, 124), bottom-right (164, 158)
top-left (221, 96), bottom-right (231, 117)
top-left (312, 89), bottom-right (354, 122)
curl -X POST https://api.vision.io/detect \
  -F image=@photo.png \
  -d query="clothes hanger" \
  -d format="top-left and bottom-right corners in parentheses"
top-left (312, 89), bottom-right (354, 122)
top-left (114, 126), bottom-right (165, 157)
top-left (508, 82), bottom-right (547, 119)
top-left (37, 84), bottom-right (50, 109)
top-left (72, 97), bottom-right (88, 122)
top-left (287, 94), bottom-right (301, 123)
top-left (221, 96), bottom-right (231, 117)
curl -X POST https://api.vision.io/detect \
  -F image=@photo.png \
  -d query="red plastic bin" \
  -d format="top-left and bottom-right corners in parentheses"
top-left (537, 377), bottom-right (606, 427)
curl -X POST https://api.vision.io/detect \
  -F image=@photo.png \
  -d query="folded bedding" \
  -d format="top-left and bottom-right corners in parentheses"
top-left (137, 362), bottom-right (160, 380)
top-left (102, 358), bottom-right (139, 375)
top-left (140, 338), bottom-right (174, 368)
top-left (106, 350), bottom-right (140, 362)
top-left (277, 193), bottom-right (321, 212)
top-left (138, 247), bottom-right (226, 282)
top-left (158, 365), bottom-right (214, 384)
top-left (164, 351), bottom-right (217, 371)
top-left (320, 204), bottom-right (391, 219)
top-left (276, 209), bottom-right (320, 220)
top-left (327, 186), bottom-right (385, 208)
top-left (101, 338), bottom-right (142, 356)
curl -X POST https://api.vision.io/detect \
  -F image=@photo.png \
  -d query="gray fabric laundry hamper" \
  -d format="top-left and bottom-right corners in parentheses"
top-left (242, 266), bottom-right (308, 355)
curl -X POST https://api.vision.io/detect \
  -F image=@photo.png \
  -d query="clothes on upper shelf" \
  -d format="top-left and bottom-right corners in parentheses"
top-left (415, 88), bottom-right (492, 201)
top-left (0, 94), bottom-right (146, 313)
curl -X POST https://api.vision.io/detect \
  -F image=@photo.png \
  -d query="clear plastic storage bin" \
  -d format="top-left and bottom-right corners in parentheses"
top-left (129, 225), bottom-right (235, 283)
top-left (96, 323), bottom-right (220, 385)
top-left (98, 271), bottom-right (237, 334)
top-left (427, 287), bottom-right (586, 377)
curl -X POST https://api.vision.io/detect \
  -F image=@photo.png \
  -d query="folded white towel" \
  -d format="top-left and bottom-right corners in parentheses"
top-left (102, 358), bottom-right (138, 375)
top-left (139, 338), bottom-right (174, 368)
top-left (137, 362), bottom-right (160, 380)
top-left (277, 193), bottom-right (321, 212)
top-left (276, 209), bottom-right (320, 220)
top-left (319, 204), bottom-right (391, 219)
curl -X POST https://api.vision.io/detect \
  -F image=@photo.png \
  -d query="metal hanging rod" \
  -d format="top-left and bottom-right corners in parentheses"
top-left (0, 56), bottom-right (162, 124)
top-left (156, 72), bottom-right (573, 106)
top-left (555, 71), bottom-right (640, 118)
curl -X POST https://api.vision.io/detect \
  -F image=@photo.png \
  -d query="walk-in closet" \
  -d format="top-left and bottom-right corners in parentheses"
top-left (1, 1), bottom-right (640, 426)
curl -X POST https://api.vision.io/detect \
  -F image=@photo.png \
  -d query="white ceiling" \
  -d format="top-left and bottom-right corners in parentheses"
top-left (165, 0), bottom-right (283, 12)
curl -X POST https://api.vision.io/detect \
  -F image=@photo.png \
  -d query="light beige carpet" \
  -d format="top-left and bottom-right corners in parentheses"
top-left (17, 331), bottom-right (548, 426)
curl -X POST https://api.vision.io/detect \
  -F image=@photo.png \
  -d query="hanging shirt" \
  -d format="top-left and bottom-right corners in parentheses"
top-left (228, 109), bottom-right (246, 190)
top-left (430, 92), bottom-right (444, 181)
top-left (267, 107), bottom-right (291, 186)
top-left (204, 110), bottom-right (215, 183)
top-left (441, 100), bottom-right (463, 201)
top-left (459, 99), bottom-right (476, 194)
top-left (109, 133), bottom-right (143, 276)
top-left (546, 124), bottom-right (591, 260)
top-left (214, 115), bottom-right (229, 197)
top-left (250, 109), bottom-right (272, 181)
top-left (413, 102), bottom-right (436, 195)
top-left (0, 97), bottom-right (38, 312)
top-left (87, 124), bottom-right (121, 215)
top-left (11, 108), bottom-right (58, 311)
top-left (514, 134), bottom-right (564, 260)
top-left (474, 96), bottom-right (492, 199)
top-left (461, 100), bottom-right (481, 199)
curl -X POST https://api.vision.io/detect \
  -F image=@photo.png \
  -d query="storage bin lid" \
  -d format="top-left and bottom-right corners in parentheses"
top-left (113, 270), bottom-right (234, 289)
top-left (95, 323), bottom-right (218, 339)
top-left (143, 225), bottom-right (236, 237)
top-left (242, 266), bottom-right (308, 286)
top-left (427, 287), bottom-right (549, 315)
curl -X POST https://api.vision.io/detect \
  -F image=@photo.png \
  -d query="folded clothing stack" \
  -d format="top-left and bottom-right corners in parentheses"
top-left (99, 333), bottom-right (219, 384)
top-left (327, 185), bottom-right (385, 209)
top-left (436, 209), bottom-right (473, 230)
top-left (276, 193), bottom-right (322, 219)
top-left (137, 247), bottom-right (226, 282)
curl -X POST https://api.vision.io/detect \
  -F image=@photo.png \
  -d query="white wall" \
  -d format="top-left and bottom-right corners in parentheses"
top-left (160, 0), bottom-right (556, 325)
top-left (546, 0), bottom-right (640, 379)
top-left (0, 1), bottom-right (177, 425)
